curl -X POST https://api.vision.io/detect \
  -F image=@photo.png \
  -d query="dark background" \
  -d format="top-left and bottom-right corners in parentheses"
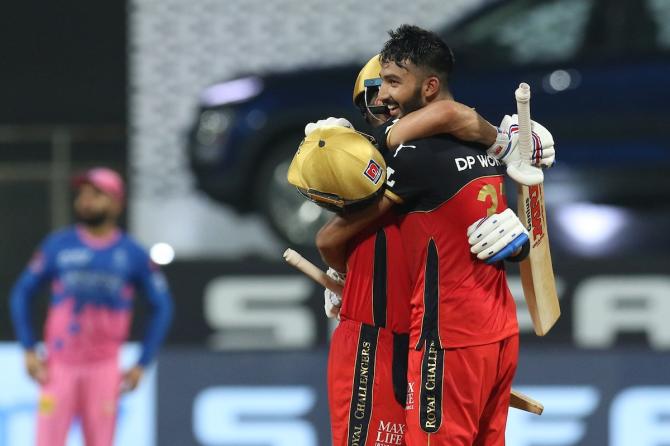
top-left (0, 1), bottom-right (126, 124)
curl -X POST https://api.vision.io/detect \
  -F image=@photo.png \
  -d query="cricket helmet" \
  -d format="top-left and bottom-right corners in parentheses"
top-left (353, 54), bottom-right (388, 117)
top-left (353, 54), bottom-right (382, 104)
top-left (287, 126), bottom-right (386, 213)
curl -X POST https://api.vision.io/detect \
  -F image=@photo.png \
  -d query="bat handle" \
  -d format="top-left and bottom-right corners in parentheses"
top-left (283, 248), bottom-right (344, 294)
top-left (515, 82), bottom-right (533, 158)
top-left (510, 82), bottom-right (544, 186)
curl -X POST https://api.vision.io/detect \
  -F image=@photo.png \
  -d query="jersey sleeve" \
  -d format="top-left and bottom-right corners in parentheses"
top-left (383, 139), bottom-right (433, 205)
top-left (132, 249), bottom-right (174, 366)
top-left (372, 118), bottom-right (399, 153)
top-left (9, 236), bottom-right (58, 349)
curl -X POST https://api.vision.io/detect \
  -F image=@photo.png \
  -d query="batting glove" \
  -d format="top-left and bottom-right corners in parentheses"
top-left (324, 289), bottom-right (342, 319)
top-left (488, 115), bottom-right (556, 168)
top-left (305, 117), bottom-right (353, 137)
top-left (324, 267), bottom-right (346, 319)
top-left (467, 208), bottom-right (529, 264)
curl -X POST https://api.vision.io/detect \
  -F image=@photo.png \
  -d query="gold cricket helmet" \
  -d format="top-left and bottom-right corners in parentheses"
top-left (353, 54), bottom-right (382, 104)
top-left (287, 126), bottom-right (386, 212)
top-left (353, 54), bottom-right (387, 116)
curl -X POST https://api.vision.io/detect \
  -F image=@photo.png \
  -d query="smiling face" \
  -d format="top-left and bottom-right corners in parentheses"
top-left (378, 25), bottom-right (455, 117)
top-left (378, 59), bottom-right (428, 119)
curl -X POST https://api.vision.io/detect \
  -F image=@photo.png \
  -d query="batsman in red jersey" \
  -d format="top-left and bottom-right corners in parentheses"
top-left (307, 123), bottom-right (411, 446)
top-left (322, 60), bottom-right (515, 446)
top-left (289, 50), bottom-right (551, 444)
top-left (329, 215), bottom-right (411, 446)
top-left (314, 26), bottom-right (556, 446)
top-left (325, 56), bottom-right (501, 446)
top-left (378, 124), bottom-right (520, 445)
top-left (289, 125), bottom-right (412, 446)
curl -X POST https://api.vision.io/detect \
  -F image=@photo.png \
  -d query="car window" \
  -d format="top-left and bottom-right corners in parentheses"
top-left (649, 0), bottom-right (670, 49)
top-left (451, 0), bottom-right (594, 66)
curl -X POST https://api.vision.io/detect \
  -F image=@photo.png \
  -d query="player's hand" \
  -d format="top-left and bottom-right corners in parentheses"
top-left (25, 350), bottom-right (48, 384)
top-left (121, 366), bottom-right (144, 393)
top-left (324, 267), bottom-right (345, 319)
top-left (324, 288), bottom-right (342, 319)
top-left (467, 208), bottom-right (529, 264)
top-left (305, 117), bottom-right (353, 136)
top-left (488, 115), bottom-right (556, 168)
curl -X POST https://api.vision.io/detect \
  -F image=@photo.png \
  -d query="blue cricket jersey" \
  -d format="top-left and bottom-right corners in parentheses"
top-left (10, 226), bottom-right (173, 366)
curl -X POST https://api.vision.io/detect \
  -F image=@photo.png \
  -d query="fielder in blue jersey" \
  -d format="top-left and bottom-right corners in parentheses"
top-left (9, 167), bottom-right (173, 446)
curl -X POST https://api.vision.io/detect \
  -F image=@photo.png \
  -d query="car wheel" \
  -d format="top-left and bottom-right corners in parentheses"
top-left (255, 135), bottom-right (333, 248)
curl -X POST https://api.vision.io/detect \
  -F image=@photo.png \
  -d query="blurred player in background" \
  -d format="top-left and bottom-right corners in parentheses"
top-left (9, 167), bottom-right (174, 446)
top-left (289, 52), bottom-right (542, 445)
top-left (313, 25), bottom-right (555, 445)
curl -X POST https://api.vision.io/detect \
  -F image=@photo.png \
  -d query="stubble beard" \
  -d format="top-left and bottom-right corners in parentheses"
top-left (399, 85), bottom-right (425, 118)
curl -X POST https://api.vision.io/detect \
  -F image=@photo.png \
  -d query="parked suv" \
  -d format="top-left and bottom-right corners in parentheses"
top-left (187, 0), bottom-right (670, 249)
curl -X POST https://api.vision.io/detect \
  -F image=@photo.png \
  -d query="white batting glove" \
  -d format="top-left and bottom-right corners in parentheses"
top-left (305, 117), bottom-right (354, 137)
top-left (488, 115), bottom-right (556, 168)
top-left (326, 267), bottom-right (346, 286)
top-left (324, 267), bottom-right (346, 319)
top-left (467, 208), bottom-right (529, 264)
top-left (486, 127), bottom-right (513, 161)
top-left (324, 289), bottom-right (342, 319)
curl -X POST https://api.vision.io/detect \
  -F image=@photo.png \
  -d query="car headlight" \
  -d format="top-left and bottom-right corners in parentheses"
top-left (199, 76), bottom-right (264, 107)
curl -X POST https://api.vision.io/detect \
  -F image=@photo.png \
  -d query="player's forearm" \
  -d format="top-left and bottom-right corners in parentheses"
top-left (387, 100), bottom-right (497, 148)
top-left (9, 273), bottom-right (41, 349)
top-left (467, 112), bottom-right (498, 146)
top-left (316, 197), bottom-right (393, 272)
top-left (138, 294), bottom-right (173, 366)
top-left (316, 218), bottom-right (349, 273)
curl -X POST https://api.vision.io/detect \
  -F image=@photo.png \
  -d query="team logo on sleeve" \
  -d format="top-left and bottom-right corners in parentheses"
top-left (364, 160), bottom-right (383, 184)
top-left (385, 118), bottom-right (399, 134)
top-left (393, 143), bottom-right (416, 158)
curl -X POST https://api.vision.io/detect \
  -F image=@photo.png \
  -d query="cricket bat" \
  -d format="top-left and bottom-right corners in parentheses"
top-left (283, 248), bottom-right (544, 415)
top-left (283, 248), bottom-right (343, 295)
top-left (513, 83), bottom-right (561, 336)
top-left (510, 389), bottom-right (544, 415)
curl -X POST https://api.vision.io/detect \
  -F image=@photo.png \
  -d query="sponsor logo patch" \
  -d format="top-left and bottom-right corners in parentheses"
top-left (420, 339), bottom-right (444, 433)
top-left (364, 160), bottom-right (383, 184)
top-left (348, 325), bottom-right (379, 446)
top-left (528, 184), bottom-right (545, 247)
top-left (39, 394), bottom-right (56, 414)
top-left (375, 420), bottom-right (407, 445)
top-left (406, 381), bottom-right (415, 410)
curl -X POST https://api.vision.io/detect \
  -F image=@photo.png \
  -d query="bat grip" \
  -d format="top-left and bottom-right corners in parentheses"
top-left (515, 83), bottom-right (533, 160)
top-left (511, 82), bottom-right (543, 185)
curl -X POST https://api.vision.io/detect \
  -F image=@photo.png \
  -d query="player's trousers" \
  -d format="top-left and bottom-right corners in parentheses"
top-left (328, 318), bottom-right (410, 446)
top-left (36, 357), bottom-right (121, 446)
top-left (405, 334), bottom-right (519, 446)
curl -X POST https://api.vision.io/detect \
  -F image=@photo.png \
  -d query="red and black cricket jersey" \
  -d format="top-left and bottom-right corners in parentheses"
top-left (374, 120), bottom-right (518, 350)
top-left (339, 214), bottom-right (411, 335)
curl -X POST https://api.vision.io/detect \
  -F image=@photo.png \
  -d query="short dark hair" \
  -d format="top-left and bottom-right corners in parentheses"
top-left (380, 24), bottom-right (455, 85)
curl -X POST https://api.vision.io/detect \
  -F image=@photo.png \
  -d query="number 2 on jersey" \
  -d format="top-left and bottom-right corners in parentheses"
top-left (477, 183), bottom-right (505, 216)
